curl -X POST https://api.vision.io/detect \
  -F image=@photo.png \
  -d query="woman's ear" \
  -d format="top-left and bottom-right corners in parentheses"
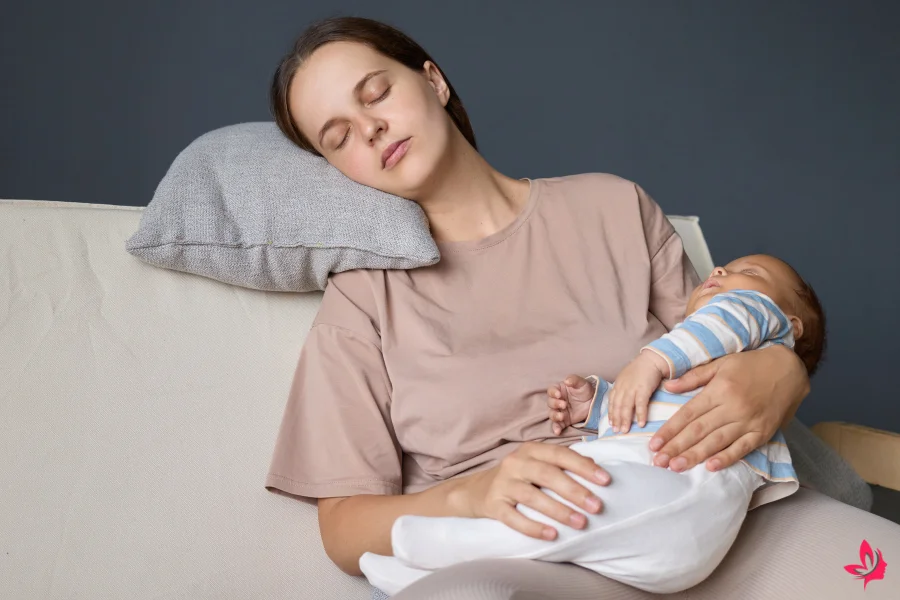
top-left (789, 315), bottom-right (804, 341)
top-left (422, 61), bottom-right (450, 107)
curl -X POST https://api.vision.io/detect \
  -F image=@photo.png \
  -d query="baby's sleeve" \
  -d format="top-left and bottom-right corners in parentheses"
top-left (643, 290), bottom-right (795, 379)
top-left (265, 278), bottom-right (402, 502)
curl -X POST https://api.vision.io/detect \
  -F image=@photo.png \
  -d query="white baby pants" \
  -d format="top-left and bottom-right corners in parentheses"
top-left (360, 436), bottom-right (765, 596)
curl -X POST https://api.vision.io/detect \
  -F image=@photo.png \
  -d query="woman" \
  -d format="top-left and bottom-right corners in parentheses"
top-left (266, 15), bottom-right (814, 592)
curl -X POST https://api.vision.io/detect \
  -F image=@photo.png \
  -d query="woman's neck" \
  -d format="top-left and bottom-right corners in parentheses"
top-left (416, 131), bottom-right (531, 244)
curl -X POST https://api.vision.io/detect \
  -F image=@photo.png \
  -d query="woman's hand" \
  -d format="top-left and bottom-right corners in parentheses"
top-left (648, 345), bottom-right (809, 473)
top-left (451, 442), bottom-right (611, 541)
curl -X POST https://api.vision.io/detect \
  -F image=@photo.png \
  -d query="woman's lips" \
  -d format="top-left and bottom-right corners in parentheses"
top-left (382, 138), bottom-right (411, 170)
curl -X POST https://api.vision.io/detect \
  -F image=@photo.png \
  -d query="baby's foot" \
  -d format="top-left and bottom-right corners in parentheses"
top-left (548, 375), bottom-right (596, 434)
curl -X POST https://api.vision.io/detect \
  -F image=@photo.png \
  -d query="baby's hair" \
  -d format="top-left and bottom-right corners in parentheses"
top-left (782, 262), bottom-right (827, 377)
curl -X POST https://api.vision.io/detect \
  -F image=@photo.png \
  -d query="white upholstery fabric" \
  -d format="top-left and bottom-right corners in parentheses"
top-left (0, 200), bottom-right (369, 599)
top-left (0, 200), bottom-right (713, 599)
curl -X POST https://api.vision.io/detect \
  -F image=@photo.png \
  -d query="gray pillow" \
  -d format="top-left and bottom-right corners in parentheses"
top-left (126, 122), bottom-right (439, 292)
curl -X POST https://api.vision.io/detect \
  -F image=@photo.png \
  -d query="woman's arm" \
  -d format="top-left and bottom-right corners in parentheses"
top-left (318, 442), bottom-right (612, 575)
top-left (630, 184), bottom-right (809, 473)
top-left (649, 344), bottom-right (810, 472)
top-left (318, 478), bottom-right (467, 575)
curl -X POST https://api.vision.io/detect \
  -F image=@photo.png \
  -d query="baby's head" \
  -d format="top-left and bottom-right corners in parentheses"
top-left (686, 254), bottom-right (827, 376)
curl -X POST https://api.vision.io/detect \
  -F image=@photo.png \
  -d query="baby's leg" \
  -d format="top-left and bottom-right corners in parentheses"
top-left (359, 552), bottom-right (433, 597)
top-left (570, 460), bottom-right (762, 593)
top-left (391, 457), bottom-right (692, 569)
top-left (391, 438), bottom-right (763, 593)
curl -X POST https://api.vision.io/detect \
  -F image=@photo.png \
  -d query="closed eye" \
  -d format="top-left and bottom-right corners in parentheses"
top-left (334, 86), bottom-right (392, 151)
top-left (369, 86), bottom-right (391, 105)
top-left (335, 127), bottom-right (350, 150)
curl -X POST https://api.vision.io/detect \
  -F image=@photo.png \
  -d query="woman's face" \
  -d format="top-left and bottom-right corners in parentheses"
top-left (289, 41), bottom-right (454, 199)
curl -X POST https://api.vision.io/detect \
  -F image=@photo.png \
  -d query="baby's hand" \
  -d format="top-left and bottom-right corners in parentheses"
top-left (608, 350), bottom-right (669, 433)
top-left (547, 375), bottom-right (596, 435)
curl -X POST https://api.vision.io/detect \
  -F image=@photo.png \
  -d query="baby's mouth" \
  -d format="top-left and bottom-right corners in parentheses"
top-left (700, 279), bottom-right (721, 295)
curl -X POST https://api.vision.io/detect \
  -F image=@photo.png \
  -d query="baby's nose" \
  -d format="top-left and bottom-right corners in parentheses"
top-left (712, 267), bottom-right (727, 277)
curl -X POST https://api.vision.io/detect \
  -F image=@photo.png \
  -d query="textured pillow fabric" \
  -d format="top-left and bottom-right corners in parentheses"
top-left (126, 122), bottom-right (439, 292)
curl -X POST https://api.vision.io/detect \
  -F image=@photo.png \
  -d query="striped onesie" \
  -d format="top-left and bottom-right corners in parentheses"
top-left (577, 289), bottom-right (800, 510)
top-left (359, 289), bottom-right (802, 596)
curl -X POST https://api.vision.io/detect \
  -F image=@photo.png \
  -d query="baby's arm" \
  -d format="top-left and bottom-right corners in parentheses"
top-left (610, 290), bottom-right (793, 434)
top-left (644, 290), bottom-right (794, 380)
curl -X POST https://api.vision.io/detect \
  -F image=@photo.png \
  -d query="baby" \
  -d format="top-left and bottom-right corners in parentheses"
top-left (360, 254), bottom-right (826, 596)
top-left (549, 253), bottom-right (825, 439)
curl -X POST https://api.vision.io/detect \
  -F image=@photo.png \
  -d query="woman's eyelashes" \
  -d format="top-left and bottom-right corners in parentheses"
top-left (333, 86), bottom-right (392, 151)
top-left (367, 85), bottom-right (391, 106)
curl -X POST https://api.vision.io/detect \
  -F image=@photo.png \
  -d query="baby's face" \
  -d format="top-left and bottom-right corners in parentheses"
top-left (686, 254), bottom-right (801, 316)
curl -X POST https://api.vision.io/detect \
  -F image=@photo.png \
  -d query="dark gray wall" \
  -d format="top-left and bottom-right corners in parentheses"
top-left (3, 1), bottom-right (898, 432)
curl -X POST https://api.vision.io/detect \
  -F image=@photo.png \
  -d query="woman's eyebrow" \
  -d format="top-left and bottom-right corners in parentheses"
top-left (317, 69), bottom-right (388, 145)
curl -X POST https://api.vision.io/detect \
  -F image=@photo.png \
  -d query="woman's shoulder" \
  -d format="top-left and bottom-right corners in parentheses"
top-left (539, 172), bottom-right (647, 206)
top-left (312, 268), bottom-right (385, 345)
top-left (537, 172), bottom-right (659, 217)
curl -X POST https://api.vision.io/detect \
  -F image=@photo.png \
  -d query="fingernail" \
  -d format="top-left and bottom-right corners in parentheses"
top-left (569, 512), bottom-right (586, 528)
top-left (542, 527), bottom-right (557, 540)
top-left (654, 453), bottom-right (670, 467)
top-left (709, 459), bottom-right (721, 471)
top-left (671, 457), bottom-right (687, 472)
top-left (595, 470), bottom-right (610, 484)
top-left (650, 437), bottom-right (662, 451)
top-left (585, 496), bottom-right (601, 512)
top-left (612, 426), bottom-right (618, 433)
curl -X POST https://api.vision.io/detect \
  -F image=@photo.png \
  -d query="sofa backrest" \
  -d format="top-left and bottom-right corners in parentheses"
top-left (0, 199), bottom-right (714, 599)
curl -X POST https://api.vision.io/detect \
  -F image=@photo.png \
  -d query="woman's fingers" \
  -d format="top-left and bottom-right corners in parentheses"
top-left (656, 421), bottom-right (745, 471)
top-left (705, 431), bottom-right (764, 471)
top-left (523, 442), bottom-right (611, 487)
top-left (662, 361), bottom-right (718, 395)
top-left (514, 480), bottom-right (589, 530)
top-left (494, 503), bottom-right (558, 540)
top-left (651, 403), bottom-right (732, 470)
top-left (649, 387), bottom-right (717, 455)
top-left (526, 459), bottom-right (604, 515)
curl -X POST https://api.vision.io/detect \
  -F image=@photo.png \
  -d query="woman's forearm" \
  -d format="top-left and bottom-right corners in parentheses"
top-left (775, 344), bottom-right (810, 428)
top-left (317, 474), bottom-right (474, 575)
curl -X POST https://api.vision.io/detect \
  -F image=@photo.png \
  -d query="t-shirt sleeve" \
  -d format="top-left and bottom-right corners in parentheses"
top-left (635, 183), bottom-right (702, 332)
top-left (265, 276), bottom-right (402, 502)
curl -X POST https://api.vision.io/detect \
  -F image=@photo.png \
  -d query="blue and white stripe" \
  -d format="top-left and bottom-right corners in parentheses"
top-left (576, 289), bottom-right (800, 507)
top-left (644, 290), bottom-right (794, 379)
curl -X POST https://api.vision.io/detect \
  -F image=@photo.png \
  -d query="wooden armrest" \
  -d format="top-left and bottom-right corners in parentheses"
top-left (811, 421), bottom-right (900, 492)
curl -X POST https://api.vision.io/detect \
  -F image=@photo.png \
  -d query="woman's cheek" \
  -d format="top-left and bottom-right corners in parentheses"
top-left (342, 149), bottom-right (377, 188)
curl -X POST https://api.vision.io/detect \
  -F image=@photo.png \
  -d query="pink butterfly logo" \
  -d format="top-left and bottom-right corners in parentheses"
top-left (844, 539), bottom-right (887, 590)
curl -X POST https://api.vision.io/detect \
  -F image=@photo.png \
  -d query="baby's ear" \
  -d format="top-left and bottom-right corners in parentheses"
top-left (789, 315), bottom-right (804, 341)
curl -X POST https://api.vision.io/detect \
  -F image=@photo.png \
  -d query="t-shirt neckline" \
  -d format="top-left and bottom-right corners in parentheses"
top-left (435, 178), bottom-right (541, 254)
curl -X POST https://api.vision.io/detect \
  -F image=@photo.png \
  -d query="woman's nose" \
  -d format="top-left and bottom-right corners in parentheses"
top-left (362, 117), bottom-right (386, 143)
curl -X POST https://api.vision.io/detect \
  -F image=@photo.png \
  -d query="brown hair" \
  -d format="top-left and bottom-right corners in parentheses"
top-left (270, 16), bottom-right (477, 155)
top-left (783, 264), bottom-right (827, 377)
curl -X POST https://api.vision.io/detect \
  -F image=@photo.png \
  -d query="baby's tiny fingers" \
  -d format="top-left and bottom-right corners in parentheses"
top-left (636, 402), bottom-right (649, 428)
top-left (621, 396), bottom-right (635, 434)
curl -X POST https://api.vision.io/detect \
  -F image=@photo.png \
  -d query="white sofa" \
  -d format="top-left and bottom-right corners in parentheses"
top-left (1, 199), bottom-right (896, 599)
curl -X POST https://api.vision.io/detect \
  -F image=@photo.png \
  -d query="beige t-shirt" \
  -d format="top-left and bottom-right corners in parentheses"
top-left (265, 173), bottom-right (700, 501)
